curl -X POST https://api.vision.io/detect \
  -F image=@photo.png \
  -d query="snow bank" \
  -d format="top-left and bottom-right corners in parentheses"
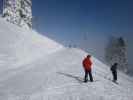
top-left (0, 17), bottom-right (63, 71)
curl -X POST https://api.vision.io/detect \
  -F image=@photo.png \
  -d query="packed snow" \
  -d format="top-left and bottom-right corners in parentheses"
top-left (0, 17), bottom-right (133, 100)
top-left (0, 17), bottom-right (63, 72)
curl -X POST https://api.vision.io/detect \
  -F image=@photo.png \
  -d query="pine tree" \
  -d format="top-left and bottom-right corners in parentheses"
top-left (2, 0), bottom-right (32, 29)
top-left (105, 36), bottom-right (128, 73)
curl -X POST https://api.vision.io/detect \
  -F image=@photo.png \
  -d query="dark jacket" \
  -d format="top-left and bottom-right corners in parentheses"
top-left (110, 63), bottom-right (117, 72)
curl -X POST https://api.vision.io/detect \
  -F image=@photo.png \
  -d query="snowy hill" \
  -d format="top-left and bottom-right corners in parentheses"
top-left (0, 18), bottom-right (133, 100)
top-left (0, 17), bottom-right (63, 72)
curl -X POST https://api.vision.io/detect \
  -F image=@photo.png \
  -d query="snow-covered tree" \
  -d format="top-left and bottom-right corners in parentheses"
top-left (2, 0), bottom-right (32, 29)
top-left (105, 36), bottom-right (128, 73)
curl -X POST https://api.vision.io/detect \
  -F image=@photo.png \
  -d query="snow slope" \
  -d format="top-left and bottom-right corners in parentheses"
top-left (0, 18), bottom-right (133, 100)
top-left (0, 17), bottom-right (63, 72)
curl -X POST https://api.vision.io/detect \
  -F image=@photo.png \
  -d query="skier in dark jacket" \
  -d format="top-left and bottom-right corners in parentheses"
top-left (82, 55), bottom-right (93, 82)
top-left (110, 63), bottom-right (118, 82)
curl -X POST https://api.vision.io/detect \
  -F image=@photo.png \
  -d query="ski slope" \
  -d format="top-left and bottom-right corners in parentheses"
top-left (0, 17), bottom-right (133, 100)
top-left (0, 17), bottom-right (63, 72)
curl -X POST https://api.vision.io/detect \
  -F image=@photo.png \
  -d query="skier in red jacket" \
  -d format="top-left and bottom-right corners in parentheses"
top-left (82, 55), bottom-right (93, 82)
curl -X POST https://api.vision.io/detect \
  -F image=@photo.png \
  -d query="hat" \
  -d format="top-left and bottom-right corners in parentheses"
top-left (87, 55), bottom-right (91, 58)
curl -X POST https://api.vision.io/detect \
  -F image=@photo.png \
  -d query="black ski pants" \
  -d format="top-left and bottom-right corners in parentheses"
top-left (84, 70), bottom-right (93, 82)
top-left (112, 71), bottom-right (117, 81)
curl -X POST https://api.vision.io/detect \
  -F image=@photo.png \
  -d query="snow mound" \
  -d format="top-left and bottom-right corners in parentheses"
top-left (0, 17), bottom-right (63, 71)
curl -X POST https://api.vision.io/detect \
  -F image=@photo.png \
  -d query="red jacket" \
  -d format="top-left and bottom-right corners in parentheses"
top-left (82, 57), bottom-right (92, 71)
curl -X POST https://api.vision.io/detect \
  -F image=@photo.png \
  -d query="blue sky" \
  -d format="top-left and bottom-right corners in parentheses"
top-left (32, 0), bottom-right (133, 68)
top-left (32, 0), bottom-right (133, 43)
